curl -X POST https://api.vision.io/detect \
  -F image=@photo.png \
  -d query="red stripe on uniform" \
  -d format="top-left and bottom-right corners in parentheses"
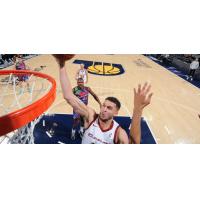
top-left (97, 118), bottom-right (114, 133)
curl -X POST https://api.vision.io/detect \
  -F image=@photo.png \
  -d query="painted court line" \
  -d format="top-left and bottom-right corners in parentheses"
top-left (164, 125), bottom-right (172, 135)
top-left (45, 131), bottom-right (52, 138)
top-left (144, 117), bottom-right (158, 144)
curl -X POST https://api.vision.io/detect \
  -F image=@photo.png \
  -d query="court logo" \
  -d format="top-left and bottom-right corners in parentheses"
top-left (73, 60), bottom-right (125, 76)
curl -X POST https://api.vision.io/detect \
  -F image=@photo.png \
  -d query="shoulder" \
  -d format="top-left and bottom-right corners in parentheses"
top-left (73, 86), bottom-right (78, 92)
top-left (85, 86), bottom-right (91, 91)
top-left (117, 126), bottom-right (126, 135)
top-left (114, 126), bottom-right (129, 144)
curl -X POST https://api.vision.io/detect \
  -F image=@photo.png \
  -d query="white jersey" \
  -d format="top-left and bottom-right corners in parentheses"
top-left (78, 69), bottom-right (87, 83)
top-left (82, 116), bottom-right (120, 144)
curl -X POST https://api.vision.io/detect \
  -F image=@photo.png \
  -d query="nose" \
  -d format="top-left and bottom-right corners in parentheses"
top-left (103, 106), bottom-right (108, 112)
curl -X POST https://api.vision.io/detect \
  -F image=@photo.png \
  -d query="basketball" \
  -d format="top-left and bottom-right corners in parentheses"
top-left (52, 54), bottom-right (75, 67)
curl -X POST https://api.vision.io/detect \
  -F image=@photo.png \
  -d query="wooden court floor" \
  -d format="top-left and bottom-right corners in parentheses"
top-left (1, 54), bottom-right (200, 144)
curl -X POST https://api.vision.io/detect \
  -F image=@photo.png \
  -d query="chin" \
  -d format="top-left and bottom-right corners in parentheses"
top-left (99, 115), bottom-right (112, 122)
top-left (99, 115), bottom-right (106, 121)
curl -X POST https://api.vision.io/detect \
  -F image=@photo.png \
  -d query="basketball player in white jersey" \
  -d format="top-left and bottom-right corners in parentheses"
top-left (54, 55), bottom-right (153, 144)
top-left (75, 64), bottom-right (88, 84)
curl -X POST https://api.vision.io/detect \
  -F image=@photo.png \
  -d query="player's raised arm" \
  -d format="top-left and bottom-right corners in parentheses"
top-left (53, 55), bottom-right (92, 121)
top-left (130, 82), bottom-right (153, 144)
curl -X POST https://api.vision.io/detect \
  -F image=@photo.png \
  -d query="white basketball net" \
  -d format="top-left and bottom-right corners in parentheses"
top-left (0, 71), bottom-right (52, 144)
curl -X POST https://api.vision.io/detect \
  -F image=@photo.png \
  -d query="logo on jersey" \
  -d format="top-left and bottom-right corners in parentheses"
top-left (88, 133), bottom-right (109, 144)
top-left (73, 60), bottom-right (125, 76)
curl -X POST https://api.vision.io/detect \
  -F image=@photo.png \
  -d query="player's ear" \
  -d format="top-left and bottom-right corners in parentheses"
top-left (114, 108), bottom-right (119, 115)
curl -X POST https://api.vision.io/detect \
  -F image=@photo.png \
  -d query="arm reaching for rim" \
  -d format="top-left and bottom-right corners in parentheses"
top-left (59, 67), bottom-right (90, 118)
top-left (53, 54), bottom-right (95, 123)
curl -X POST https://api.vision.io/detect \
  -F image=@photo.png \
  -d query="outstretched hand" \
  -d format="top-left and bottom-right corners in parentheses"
top-left (52, 54), bottom-right (75, 68)
top-left (134, 82), bottom-right (153, 111)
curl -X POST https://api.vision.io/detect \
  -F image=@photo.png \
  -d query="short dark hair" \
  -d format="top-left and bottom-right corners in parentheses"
top-left (77, 77), bottom-right (84, 82)
top-left (105, 97), bottom-right (121, 110)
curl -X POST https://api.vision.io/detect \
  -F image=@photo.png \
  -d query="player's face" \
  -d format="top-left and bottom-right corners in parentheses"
top-left (99, 100), bottom-right (118, 121)
top-left (78, 82), bottom-right (84, 87)
top-left (80, 64), bottom-right (84, 69)
top-left (17, 57), bottom-right (23, 62)
top-left (77, 81), bottom-right (84, 87)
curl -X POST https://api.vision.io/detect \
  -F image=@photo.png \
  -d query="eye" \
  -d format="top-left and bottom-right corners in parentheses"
top-left (107, 106), bottom-right (112, 110)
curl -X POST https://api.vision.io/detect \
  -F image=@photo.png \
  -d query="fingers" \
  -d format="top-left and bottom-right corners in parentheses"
top-left (141, 82), bottom-right (148, 92)
top-left (145, 92), bottom-right (153, 105)
top-left (144, 84), bottom-right (151, 95)
top-left (54, 57), bottom-right (65, 68)
top-left (137, 82), bottom-right (151, 95)
top-left (137, 84), bottom-right (141, 93)
top-left (134, 88), bottom-right (136, 96)
top-left (142, 92), bottom-right (153, 108)
top-left (134, 82), bottom-right (152, 97)
top-left (147, 92), bottom-right (153, 102)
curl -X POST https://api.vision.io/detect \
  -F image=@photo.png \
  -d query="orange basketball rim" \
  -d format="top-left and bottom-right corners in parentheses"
top-left (0, 70), bottom-right (56, 136)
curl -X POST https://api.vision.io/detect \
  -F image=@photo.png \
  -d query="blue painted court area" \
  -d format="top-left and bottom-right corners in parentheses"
top-left (34, 114), bottom-right (156, 144)
top-left (148, 56), bottom-right (200, 89)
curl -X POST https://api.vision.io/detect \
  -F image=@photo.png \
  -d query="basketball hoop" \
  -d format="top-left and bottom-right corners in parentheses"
top-left (0, 70), bottom-right (56, 144)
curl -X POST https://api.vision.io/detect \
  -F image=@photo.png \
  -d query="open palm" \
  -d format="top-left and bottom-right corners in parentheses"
top-left (134, 82), bottom-right (153, 110)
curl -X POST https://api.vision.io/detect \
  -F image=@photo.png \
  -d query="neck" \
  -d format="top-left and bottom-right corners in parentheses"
top-left (98, 117), bottom-right (113, 128)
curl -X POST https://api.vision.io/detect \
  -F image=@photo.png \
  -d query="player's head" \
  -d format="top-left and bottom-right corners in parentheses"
top-left (99, 97), bottom-right (121, 121)
top-left (80, 64), bottom-right (84, 69)
top-left (15, 54), bottom-right (23, 62)
top-left (77, 77), bottom-right (84, 87)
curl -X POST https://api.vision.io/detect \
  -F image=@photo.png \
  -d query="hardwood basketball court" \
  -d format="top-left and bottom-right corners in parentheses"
top-left (1, 54), bottom-right (200, 143)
